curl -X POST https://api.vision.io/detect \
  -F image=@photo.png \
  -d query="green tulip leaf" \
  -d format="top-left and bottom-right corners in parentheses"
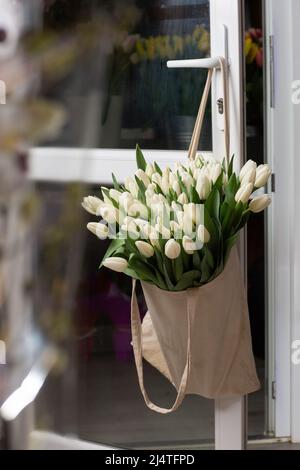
top-left (154, 162), bottom-right (163, 176)
top-left (174, 270), bottom-right (201, 291)
top-left (112, 173), bottom-right (121, 191)
top-left (136, 144), bottom-right (147, 171)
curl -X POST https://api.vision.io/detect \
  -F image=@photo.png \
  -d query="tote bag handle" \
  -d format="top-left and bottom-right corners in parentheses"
top-left (188, 57), bottom-right (230, 166)
top-left (131, 279), bottom-right (192, 414)
top-left (131, 57), bottom-right (230, 413)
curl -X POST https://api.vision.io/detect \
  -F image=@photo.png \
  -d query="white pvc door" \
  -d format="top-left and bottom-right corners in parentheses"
top-left (1, 0), bottom-right (246, 450)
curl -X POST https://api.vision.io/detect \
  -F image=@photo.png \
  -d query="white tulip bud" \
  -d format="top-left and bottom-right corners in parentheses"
top-left (169, 172), bottom-right (177, 186)
top-left (119, 192), bottom-right (134, 212)
top-left (103, 257), bottom-right (128, 273)
top-left (152, 172), bottom-right (162, 186)
top-left (162, 167), bottom-right (171, 178)
top-left (182, 213), bottom-right (194, 237)
top-left (172, 181), bottom-right (181, 196)
top-left (82, 196), bottom-right (105, 215)
top-left (235, 183), bottom-right (254, 204)
top-left (135, 169), bottom-right (150, 187)
top-left (140, 222), bottom-right (152, 239)
top-left (170, 220), bottom-right (181, 235)
top-left (176, 210), bottom-right (184, 228)
top-left (239, 160), bottom-right (257, 182)
top-left (146, 163), bottom-right (155, 178)
top-left (178, 192), bottom-right (188, 205)
top-left (155, 223), bottom-right (171, 240)
top-left (240, 167), bottom-right (256, 186)
top-left (109, 189), bottom-right (122, 203)
top-left (135, 241), bottom-right (154, 258)
top-left (149, 229), bottom-right (160, 248)
top-left (209, 163), bottom-right (222, 183)
top-left (165, 239), bottom-right (181, 259)
top-left (171, 201), bottom-right (181, 213)
top-left (87, 222), bottom-right (109, 239)
top-left (197, 225), bottom-right (210, 244)
top-left (183, 235), bottom-right (196, 255)
top-left (128, 202), bottom-right (148, 219)
top-left (255, 164), bottom-right (272, 188)
top-left (249, 195), bottom-right (272, 213)
top-left (184, 203), bottom-right (197, 224)
top-left (182, 173), bottom-right (193, 192)
top-left (161, 175), bottom-right (171, 194)
top-left (121, 223), bottom-right (139, 239)
top-left (196, 174), bottom-right (211, 200)
top-left (100, 205), bottom-right (118, 224)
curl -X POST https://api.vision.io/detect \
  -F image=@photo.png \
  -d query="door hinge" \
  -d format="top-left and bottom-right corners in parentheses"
top-left (269, 35), bottom-right (275, 108)
top-left (272, 381), bottom-right (276, 400)
top-left (271, 173), bottom-right (276, 192)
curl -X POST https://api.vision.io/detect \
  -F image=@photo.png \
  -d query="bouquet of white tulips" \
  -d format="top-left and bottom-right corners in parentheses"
top-left (82, 145), bottom-right (271, 292)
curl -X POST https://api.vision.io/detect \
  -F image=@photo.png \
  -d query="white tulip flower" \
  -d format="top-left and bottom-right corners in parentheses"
top-left (172, 181), bottom-right (181, 196)
top-left (161, 175), bottom-right (171, 194)
top-left (103, 257), bottom-right (128, 273)
top-left (155, 223), bottom-right (171, 240)
top-left (178, 192), bottom-right (188, 205)
top-left (170, 220), bottom-right (181, 234)
top-left (240, 167), bottom-right (256, 186)
top-left (82, 196), bottom-right (105, 215)
top-left (149, 229), bottom-right (160, 249)
top-left (249, 195), bottom-right (271, 213)
top-left (209, 162), bottom-right (222, 183)
top-left (135, 240), bottom-right (154, 258)
top-left (135, 169), bottom-right (150, 187)
top-left (176, 210), bottom-right (184, 228)
top-left (119, 192), bottom-right (134, 212)
top-left (146, 163), bottom-right (155, 178)
top-left (255, 164), bottom-right (272, 188)
top-left (196, 174), bottom-right (211, 200)
top-left (128, 202), bottom-right (148, 219)
top-left (182, 212), bottom-right (194, 237)
top-left (165, 239), bottom-right (181, 259)
top-left (162, 167), bottom-right (171, 178)
top-left (125, 177), bottom-right (139, 198)
top-left (235, 182), bottom-right (254, 204)
top-left (171, 201), bottom-right (182, 213)
top-left (87, 222), bottom-right (109, 239)
top-left (109, 189), bottom-right (122, 203)
top-left (100, 205), bottom-right (118, 224)
top-left (184, 203), bottom-right (197, 224)
top-left (152, 172), bottom-right (162, 187)
top-left (169, 172), bottom-right (177, 186)
top-left (183, 235), bottom-right (196, 255)
top-left (197, 224), bottom-right (211, 244)
top-left (182, 173), bottom-right (194, 192)
top-left (239, 160), bottom-right (257, 182)
top-left (140, 222), bottom-right (152, 239)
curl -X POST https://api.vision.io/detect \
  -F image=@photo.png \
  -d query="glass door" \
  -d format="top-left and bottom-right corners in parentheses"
top-left (0, 0), bottom-right (249, 450)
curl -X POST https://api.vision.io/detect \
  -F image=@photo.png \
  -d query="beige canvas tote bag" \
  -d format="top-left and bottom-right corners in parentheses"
top-left (130, 58), bottom-right (260, 414)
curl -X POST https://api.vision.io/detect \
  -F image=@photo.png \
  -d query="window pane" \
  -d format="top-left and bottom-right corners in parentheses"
top-left (34, 182), bottom-right (214, 449)
top-left (37, 0), bottom-right (211, 150)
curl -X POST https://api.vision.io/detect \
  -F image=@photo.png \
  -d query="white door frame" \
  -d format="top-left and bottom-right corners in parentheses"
top-left (28, 0), bottom-right (246, 450)
top-left (265, 0), bottom-right (300, 442)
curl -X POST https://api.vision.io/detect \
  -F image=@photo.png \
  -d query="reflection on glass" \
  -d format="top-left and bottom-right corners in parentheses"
top-left (37, 0), bottom-right (211, 150)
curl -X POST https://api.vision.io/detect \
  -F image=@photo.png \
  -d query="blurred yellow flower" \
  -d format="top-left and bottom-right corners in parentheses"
top-left (245, 37), bottom-right (252, 56)
top-left (246, 42), bottom-right (259, 64)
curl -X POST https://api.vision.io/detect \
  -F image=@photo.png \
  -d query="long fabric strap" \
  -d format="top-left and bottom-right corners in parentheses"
top-left (188, 57), bottom-right (230, 166)
top-left (131, 279), bottom-right (192, 414)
